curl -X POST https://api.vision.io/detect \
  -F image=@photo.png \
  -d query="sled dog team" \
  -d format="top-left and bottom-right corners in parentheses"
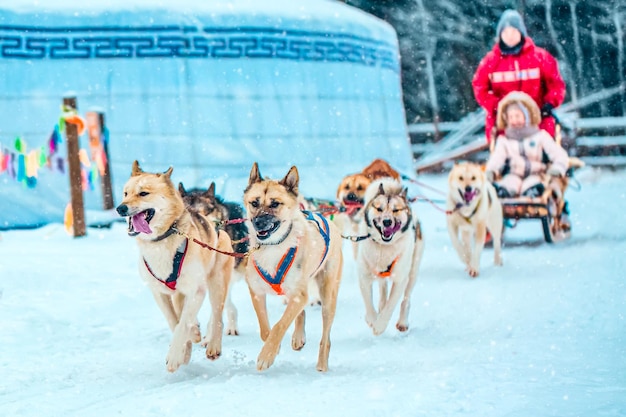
top-left (116, 157), bottom-right (506, 374)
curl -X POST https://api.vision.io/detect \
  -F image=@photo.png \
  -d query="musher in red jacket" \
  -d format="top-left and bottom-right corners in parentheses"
top-left (472, 9), bottom-right (566, 142)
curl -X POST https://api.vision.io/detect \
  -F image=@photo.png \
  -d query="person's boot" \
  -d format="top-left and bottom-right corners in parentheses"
top-left (560, 201), bottom-right (571, 231)
top-left (522, 183), bottom-right (545, 198)
top-left (493, 183), bottom-right (511, 199)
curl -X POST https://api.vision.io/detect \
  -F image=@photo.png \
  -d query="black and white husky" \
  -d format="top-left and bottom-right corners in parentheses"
top-left (357, 178), bottom-right (424, 335)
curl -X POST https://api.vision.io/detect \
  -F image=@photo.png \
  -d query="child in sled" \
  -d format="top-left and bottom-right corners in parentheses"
top-left (485, 91), bottom-right (571, 228)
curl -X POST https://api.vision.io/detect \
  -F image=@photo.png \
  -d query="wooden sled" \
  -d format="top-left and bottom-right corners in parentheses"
top-left (499, 157), bottom-right (584, 243)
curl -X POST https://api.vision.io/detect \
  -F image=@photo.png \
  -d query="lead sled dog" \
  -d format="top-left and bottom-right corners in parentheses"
top-left (116, 161), bottom-right (233, 372)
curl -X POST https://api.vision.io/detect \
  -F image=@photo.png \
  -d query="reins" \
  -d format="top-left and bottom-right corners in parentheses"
top-left (170, 175), bottom-right (454, 254)
top-left (172, 226), bottom-right (251, 259)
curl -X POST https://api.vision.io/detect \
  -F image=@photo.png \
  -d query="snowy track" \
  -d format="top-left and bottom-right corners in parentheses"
top-left (1, 168), bottom-right (625, 417)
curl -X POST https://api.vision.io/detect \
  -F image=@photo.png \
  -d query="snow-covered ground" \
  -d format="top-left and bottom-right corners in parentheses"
top-left (1, 166), bottom-right (625, 417)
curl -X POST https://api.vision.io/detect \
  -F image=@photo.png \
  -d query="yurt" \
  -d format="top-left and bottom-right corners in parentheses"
top-left (0, 0), bottom-right (413, 229)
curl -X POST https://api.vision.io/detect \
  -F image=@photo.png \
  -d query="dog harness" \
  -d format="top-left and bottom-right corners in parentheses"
top-left (252, 210), bottom-right (330, 295)
top-left (143, 238), bottom-right (188, 290)
top-left (374, 255), bottom-right (401, 278)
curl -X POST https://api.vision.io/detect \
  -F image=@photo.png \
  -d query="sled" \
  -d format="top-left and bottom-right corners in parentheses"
top-left (500, 192), bottom-right (566, 243)
top-left (498, 157), bottom-right (584, 243)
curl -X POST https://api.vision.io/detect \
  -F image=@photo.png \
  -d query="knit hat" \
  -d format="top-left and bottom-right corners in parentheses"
top-left (496, 10), bottom-right (527, 38)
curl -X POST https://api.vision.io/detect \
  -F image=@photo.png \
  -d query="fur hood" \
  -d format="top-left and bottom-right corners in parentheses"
top-left (496, 91), bottom-right (541, 131)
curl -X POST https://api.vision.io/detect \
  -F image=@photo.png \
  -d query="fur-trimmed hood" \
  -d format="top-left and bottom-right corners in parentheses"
top-left (496, 91), bottom-right (541, 130)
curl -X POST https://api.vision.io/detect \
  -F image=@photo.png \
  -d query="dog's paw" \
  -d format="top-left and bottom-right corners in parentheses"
top-left (365, 312), bottom-right (377, 328)
top-left (165, 344), bottom-right (188, 372)
top-left (494, 256), bottom-right (503, 266)
top-left (396, 322), bottom-right (409, 332)
top-left (291, 332), bottom-right (306, 351)
top-left (371, 318), bottom-right (389, 336)
top-left (256, 344), bottom-right (279, 371)
top-left (309, 298), bottom-right (322, 307)
top-left (467, 266), bottom-right (480, 278)
top-left (225, 327), bottom-right (239, 336)
top-left (202, 337), bottom-right (222, 360)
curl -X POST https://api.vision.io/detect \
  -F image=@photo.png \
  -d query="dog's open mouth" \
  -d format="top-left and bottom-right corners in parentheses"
top-left (459, 188), bottom-right (478, 205)
top-left (375, 220), bottom-right (402, 242)
top-left (343, 199), bottom-right (364, 217)
top-left (127, 209), bottom-right (155, 236)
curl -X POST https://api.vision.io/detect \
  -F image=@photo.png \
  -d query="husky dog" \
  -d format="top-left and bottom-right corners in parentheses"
top-left (243, 163), bottom-right (343, 372)
top-left (178, 182), bottom-right (248, 335)
top-left (116, 161), bottom-right (233, 372)
top-left (336, 158), bottom-right (401, 259)
top-left (357, 178), bottom-right (424, 335)
top-left (446, 161), bottom-right (503, 277)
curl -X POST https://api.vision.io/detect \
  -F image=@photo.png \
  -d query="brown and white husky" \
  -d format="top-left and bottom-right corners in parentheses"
top-left (242, 163), bottom-right (343, 372)
top-left (116, 161), bottom-right (233, 372)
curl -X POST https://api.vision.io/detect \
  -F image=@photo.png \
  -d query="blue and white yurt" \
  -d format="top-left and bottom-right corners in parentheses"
top-left (0, 0), bottom-right (413, 229)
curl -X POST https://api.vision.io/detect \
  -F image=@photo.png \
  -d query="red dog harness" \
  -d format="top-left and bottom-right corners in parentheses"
top-left (143, 238), bottom-right (188, 290)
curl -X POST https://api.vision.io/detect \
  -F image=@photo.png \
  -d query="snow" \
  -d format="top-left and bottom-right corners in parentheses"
top-left (1, 166), bottom-right (625, 417)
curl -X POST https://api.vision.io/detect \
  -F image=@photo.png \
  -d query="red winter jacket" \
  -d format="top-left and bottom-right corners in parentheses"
top-left (472, 37), bottom-right (566, 142)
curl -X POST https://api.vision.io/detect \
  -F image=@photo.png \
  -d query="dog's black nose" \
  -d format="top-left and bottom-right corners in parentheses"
top-left (465, 185), bottom-right (473, 192)
top-left (116, 204), bottom-right (128, 217)
top-left (346, 193), bottom-right (358, 202)
top-left (383, 219), bottom-right (393, 227)
top-left (253, 214), bottom-right (275, 231)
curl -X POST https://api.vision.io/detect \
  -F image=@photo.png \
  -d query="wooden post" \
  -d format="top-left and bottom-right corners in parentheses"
top-left (86, 110), bottom-right (114, 210)
top-left (63, 96), bottom-right (87, 237)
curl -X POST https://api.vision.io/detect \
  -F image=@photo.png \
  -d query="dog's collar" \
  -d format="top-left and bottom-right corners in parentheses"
top-left (457, 196), bottom-right (483, 223)
top-left (152, 220), bottom-right (179, 242)
top-left (143, 238), bottom-right (188, 290)
top-left (255, 221), bottom-right (293, 246)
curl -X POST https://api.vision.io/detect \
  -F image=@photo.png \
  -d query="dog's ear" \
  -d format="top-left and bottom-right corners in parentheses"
top-left (178, 182), bottom-right (186, 196)
top-left (377, 182), bottom-right (385, 196)
top-left (280, 166), bottom-right (299, 196)
top-left (248, 162), bottom-right (263, 185)
top-left (131, 160), bottom-right (143, 176)
top-left (163, 166), bottom-right (173, 178)
top-left (400, 187), bottom-right (408, 199)
top-left (207, 182), bottom-right (216, 198)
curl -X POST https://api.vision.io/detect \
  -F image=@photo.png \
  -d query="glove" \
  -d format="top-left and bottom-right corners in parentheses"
top-left (541, 103), bottom-right (554, 119)
top-left (485, 170), bottom-right (495, 182)
top-left (547, 166), bottom-right (562, 177)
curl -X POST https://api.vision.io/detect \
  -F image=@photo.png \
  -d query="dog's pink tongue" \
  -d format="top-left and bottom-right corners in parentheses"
top-left (464, 189), bottom-right (477, 202)
top-left (384, 223), bottom-right (402, 239)
top-left (132, 213), bottom-right (152, 234)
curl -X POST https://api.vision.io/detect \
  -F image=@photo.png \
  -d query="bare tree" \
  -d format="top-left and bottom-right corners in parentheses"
top-left (544, 0), bottom-right (578, 105)
top-left (614, 2), bottom-right (625, 114)
top-left (414, 0), bottom-right (440, 136)
top-left (568, 1), bottom-right (585, 97)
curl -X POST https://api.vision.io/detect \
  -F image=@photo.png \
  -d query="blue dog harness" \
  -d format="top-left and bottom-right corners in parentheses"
top-left (252, 210), bottom-right (331, 295)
